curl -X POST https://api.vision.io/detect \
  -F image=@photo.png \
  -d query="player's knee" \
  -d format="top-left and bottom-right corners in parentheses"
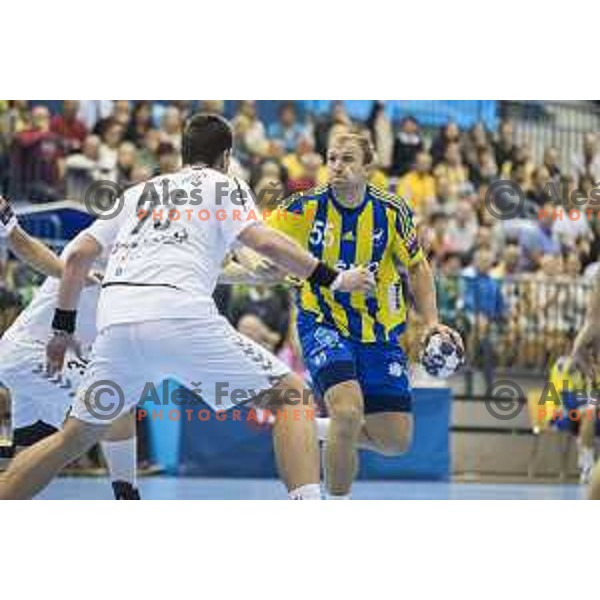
top-left (327, 386), bottom-right (363, 433)
top-left (376, 435), bottom-right (412, 457)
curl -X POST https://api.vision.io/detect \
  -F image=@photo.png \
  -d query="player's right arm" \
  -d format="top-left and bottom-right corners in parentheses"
top-left (46, 208), bottom-right (127, 374)
top-left (1, 195), bottom-right (65, 280)
top-left (238, 221), bottom-right (374, 293)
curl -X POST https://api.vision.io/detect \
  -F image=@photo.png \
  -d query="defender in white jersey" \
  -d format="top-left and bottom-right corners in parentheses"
top-left (0, 114), bottom-right (375, 499)
top-left (0, 198), bottom-right (142, 498)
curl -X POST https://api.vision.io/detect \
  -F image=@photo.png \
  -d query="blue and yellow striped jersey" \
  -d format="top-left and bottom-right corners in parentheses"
top-left (265, 184), bottom-right (424, 344)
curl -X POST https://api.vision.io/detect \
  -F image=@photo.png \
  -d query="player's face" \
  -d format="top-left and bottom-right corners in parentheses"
top-left (327, 142), bottom-right (368, 187)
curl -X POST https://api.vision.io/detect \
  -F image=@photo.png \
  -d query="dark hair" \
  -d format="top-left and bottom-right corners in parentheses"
top-left (182, 113), bottom-right (233, 167)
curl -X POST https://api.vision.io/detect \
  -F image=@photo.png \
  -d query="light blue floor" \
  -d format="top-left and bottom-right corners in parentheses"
top-left (35, 477), bottom-right (584, 500)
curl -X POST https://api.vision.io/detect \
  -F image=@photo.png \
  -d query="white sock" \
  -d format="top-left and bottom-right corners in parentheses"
top-left (578, 446), bottom-right (595, 470)
top-left (326, 493), bottom-right (351, 500)
top-left (316, 417), bottom-right (331, 442)
top-left (288, 483), bottom-right (321, 500)
top-left (101, 437), bottom-right (137, 486)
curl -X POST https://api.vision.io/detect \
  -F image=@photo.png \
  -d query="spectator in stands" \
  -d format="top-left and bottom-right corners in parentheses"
top-left (501, 144), bottom-right (535, 190)
top-left (9, 105), bottom-right (65, 202)
top-left (543, 146), bottom-right (562, 181)
top-left (552, 175), bottom-right (592, 250)
top-left (463, 247), bottom-right (505, 367)
top-left (424, 211), bottom-right (456, 266)
top-left (463, 122), bottom-right (492, 173)
top-left (115, 142), bottom-right (138, 188)
top-left (137, 128), bottom-right (162, 174)
top-left (287, 152), bottom-right (326, 193)
top-left (160, 105), bottom-right (182, 151)
top-left (431, 174), bottom-right (457, 215)
top-left (158, 148), bottom-right (180, 174)
top-left (50, 100), bottom-right (87, 154)
top-left (64, 134), bottom-right (102, 201)
top-left (230, 284), bottom-right (292, 354)
top-left (435, 252), bottom-right (465, 333)
top-left (493, 118), bottom-right (517, 172)
top-left (111, 100), bottom-right (132, 128)
top-left (268, 101), bottom-right (310, 154)
top-left (431, 121), bottom-right (460, 166)
top-left (366, 101), bottom-right (393, 172)
top-left (491, 242), bottom-right (521, 278)
top-left (126, 101), bottom-right (153, 147)
top-left (200, 100), bottom-right (225, 114)
top-left (3, 101), bottom-right (31, 140)
top-left (446, 199), bottom-right (479, 258)
top-left (518, 201), bottom-right (561, 271)
top-left (281, 135), bottom-right (318, 184)
top-left (528, 166), bottom-right (552, 207)
top-left (469, 147), bottom-right (498, 188)
top-left (396, 151), bottom-right (436, 215)
top-left (97, 120), bottom-right (125, 181)
top-left (233, 100), bottom-right (270, 162)
top-left (572, 133), bottom-right (600, 183)
top-left (130, 163), bottom-right (154, 186)
top-left (253, 176), bottom-right (285, 211)
top-left (433, 142), bottom-right (470, 200)
top-left (77, 100), bottom-right (113, 131)
top-left (391, 116), bottom-right (423, 177)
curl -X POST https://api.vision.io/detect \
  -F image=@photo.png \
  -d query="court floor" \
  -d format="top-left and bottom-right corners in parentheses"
top-left (35, 477), bottom-right (584, 500)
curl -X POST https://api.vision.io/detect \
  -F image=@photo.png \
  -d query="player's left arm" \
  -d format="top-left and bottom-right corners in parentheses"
top-left (8, 225), bottom-right (64, 280)
top-left (392, 200), bottom-right (463, 350)
top-left (0, 195), bottom-right (64, 279)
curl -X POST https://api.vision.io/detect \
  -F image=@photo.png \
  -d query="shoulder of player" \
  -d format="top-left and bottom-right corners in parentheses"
top-left (368, 185), bottom-right (412, 216)
top-left (276, 185), bottom-right (328, 213)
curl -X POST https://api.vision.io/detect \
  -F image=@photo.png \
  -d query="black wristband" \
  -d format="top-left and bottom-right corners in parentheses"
top-left (307, 261), bottom-right (339, 288)
top-left (51, 309), bottom-right (77, 334)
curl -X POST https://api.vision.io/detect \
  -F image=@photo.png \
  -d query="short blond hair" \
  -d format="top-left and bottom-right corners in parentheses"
top-left (329, 132), bottom-right (375, 166)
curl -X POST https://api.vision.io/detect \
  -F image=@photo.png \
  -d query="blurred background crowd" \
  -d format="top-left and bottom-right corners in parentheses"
top-left (2, 99), bottom-right (600, 379)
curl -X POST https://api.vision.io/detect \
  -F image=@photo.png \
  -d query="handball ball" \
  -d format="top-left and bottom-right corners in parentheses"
top-left (420, 331), bottom-right (465, 378)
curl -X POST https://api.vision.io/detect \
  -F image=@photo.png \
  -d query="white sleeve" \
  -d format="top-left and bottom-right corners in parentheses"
top-left (0, 200), bottom-right (18, 237)
top-left (218, 177), bottom-right (260, 248)
top-left (83, 191), bottom-right (135, 251)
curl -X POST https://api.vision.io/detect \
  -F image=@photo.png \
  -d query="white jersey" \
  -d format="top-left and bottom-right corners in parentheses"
top-left (3, 220), bottom-right (111, 347)
top-left (95, 167), bottom-right (258, 331)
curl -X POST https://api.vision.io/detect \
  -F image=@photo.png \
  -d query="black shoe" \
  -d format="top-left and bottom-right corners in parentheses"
top-left (112, 480), bottom-right (141, 500)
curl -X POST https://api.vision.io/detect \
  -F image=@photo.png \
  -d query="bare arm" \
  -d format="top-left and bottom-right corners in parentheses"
top-left (407, 257), bottom-right (464, 349)
top-left (9, 225), bottom-right (64, 279)
top-left (238, 222), bottom-right (375, 293)
top-left (46, 234), bottom-right (102, 374)
top-left (407, 258), bottom-right (438, 329)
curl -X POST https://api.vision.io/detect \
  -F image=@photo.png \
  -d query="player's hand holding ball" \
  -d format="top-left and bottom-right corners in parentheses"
top-left (420, 323), bottom-right (465, 378)
top-left (332, 265), bottom-right (376, 294)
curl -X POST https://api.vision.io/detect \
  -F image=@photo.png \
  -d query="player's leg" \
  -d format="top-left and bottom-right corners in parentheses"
top-left (169, 317), bottom-right (321, 499)
top-left (353, 342), bottom-right (414, 456)
top-left (265, 373), bottom-right (320, 496)
top-left (577, 408), bottom-right (595, 484)
top-left (101, 409), bottom-right (140, 500)
top-left (0, 417), bottom-right (109, 499)
top-left (0, 323), bottom-right (145, 499)
top-left (322, 380), bottom-right (364, 498)
top-left (588, 458), bottom-right (600, 499)
top-left (315, 412), bottom-right (412, 456)
top-left (299, 323), bottom-right (361, 498)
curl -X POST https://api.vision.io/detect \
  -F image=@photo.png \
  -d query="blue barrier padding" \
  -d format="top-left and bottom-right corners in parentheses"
top-left (152, 383), bottom-right (451, 479)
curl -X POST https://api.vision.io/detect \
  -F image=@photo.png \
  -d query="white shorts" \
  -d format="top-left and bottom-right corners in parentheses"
top-left (0, 336), bottom-right (90, 429)
top-left (71, 317), bottom-right (291, 425)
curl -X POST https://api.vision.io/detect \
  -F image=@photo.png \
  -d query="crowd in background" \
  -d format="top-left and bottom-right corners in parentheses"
top-left (2, 100), bottom-right (600, 374)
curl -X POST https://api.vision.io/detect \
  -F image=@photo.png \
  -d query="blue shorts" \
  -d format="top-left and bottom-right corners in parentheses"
top-left (298, 318), bottom-right (412, 414)
top-left (551, 392), bottom-right (600, 435)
